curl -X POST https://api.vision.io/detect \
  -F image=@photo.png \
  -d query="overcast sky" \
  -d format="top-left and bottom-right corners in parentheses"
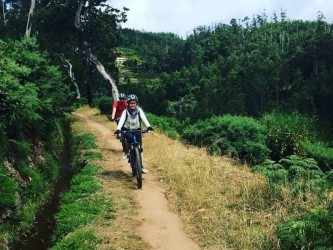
top-left (108, 0), bottom-right (333, 38)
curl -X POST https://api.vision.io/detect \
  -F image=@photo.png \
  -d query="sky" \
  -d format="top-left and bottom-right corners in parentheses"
top-left (108, 0), bottom-right (333, 38)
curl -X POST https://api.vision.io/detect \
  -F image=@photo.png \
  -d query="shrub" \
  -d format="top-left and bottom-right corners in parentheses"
top-left (253, 159), bottom-right (288, 184)
top-left (301, 140), bottom-right (333, 172)
top-left (95, 96), bottom-right (113, 115)
top-left (22, 167), bottom-right (45, 199)
top-left (182, 115), bottom-right (269, 165)
top-left (278, 205), bottom-right (333, 249)
top-left (254, 155), bottom-right (329, 198)
top-left (146, 113), bottom-right (182, 138)
top-left (262, 111), bottom-right (318, 161)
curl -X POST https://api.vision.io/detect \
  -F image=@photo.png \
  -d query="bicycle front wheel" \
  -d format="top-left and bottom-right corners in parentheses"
top-left (134, 147), bottom-right (142, 189)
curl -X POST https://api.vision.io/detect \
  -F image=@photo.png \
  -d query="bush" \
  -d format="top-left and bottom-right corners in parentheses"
top-left (182, 115), bottom-right (269, 165)
top-left (301, 140), bottom-right (333, 172)
top-left (254, 155), bottom-right (329, 198)
top-left (262, 111), bottom-right (318, 161)
top-left (22, 167), bottom-right (45, 199)
top-left (95, 96), bottom-right (113, 115)
top-left (278, 205), bottom-right (333, 249)
top-left (146, 113), bottom-right (182, 138)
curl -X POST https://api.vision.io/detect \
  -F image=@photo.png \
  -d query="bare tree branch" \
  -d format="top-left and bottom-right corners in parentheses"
top-left (58, 54), bottom-right (81, 99)
top-left (26, 0), bottom-right (36, 38)
top-left (90, 54), bottom-right (119, 100)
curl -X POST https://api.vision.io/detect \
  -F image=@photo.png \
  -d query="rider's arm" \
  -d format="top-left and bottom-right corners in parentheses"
top-left (116, 110), bottom-right (127, 130)
top-left (111, 107), bottom-right (116, 120)
top-left (111, 101), bottom-right (118, 120)
top-left (138, 107), bottom-right (151, 128)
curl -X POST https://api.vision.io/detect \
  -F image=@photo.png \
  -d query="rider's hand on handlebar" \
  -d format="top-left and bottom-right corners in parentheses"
top-left (115, 129), bottom-right (121, 135)
top-left (147, 126), bottom-right (154, 132)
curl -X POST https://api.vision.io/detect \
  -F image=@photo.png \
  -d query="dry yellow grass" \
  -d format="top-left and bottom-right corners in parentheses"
top-left (143, 131), bottom-right (319, 249)
top-left (73, 107), bottom-right (321, 249)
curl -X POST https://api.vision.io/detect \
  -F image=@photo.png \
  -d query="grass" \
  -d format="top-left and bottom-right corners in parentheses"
top-left (144, 131), bottom-right (321, 249)
top-left (71, 106), bottom-right (324, 249)
top-left (52, 229), bottom-right (101, 250)
top-left (51, 114), bottom-right (106, 249)
top-left (63, 107), bottom-right (150, 250)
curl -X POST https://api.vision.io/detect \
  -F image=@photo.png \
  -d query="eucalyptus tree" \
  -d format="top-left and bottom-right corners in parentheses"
top-left (0, 0), bottom-right (128, 104)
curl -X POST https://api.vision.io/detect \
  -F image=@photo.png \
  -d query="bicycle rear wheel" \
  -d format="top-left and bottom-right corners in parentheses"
top-left (134, 148), bottom-right (142, 188)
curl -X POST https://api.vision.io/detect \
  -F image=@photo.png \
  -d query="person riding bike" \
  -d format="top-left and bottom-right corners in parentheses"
top-left (115, 94), bottom-right (153, 174)
top-left (111, 93), bottom-right (128, 124)
top-left (111, 93), bottom-right (128, 158)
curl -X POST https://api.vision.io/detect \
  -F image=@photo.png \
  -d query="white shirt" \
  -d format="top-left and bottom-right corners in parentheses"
top-left (117, 107), bottom-right (151, 130)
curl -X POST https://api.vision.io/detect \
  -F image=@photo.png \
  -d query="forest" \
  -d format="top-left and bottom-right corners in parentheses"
top-left (1, 0), bottom-right (333, 249)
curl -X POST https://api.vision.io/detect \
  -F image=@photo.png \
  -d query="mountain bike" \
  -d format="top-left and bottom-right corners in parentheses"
top-left (120, 129), bottom-right (147, 189)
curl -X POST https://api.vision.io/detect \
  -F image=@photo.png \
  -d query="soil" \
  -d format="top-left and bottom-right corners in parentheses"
top-left (75, 111), bottom-right (200, 250)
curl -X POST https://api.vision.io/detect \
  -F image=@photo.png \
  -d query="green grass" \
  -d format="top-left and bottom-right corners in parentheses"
top-left (83, 151), bottom-right (103, 160)
top-left (53, 164), bottom-right (104, 239)
top-left (51, 229), bottom-right (101, 250)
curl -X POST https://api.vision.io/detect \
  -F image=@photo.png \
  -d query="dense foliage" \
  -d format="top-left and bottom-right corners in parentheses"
top-left (0, 37), bottom-right (72, 247)
top-left (0, 0), bottom-right (127, 105)
top-left (119, 13), bottom-right (333, 130)
top-left (182, 115), bottom-right (269, 165)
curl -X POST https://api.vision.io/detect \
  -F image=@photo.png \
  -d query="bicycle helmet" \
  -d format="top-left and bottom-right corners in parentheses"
top-left (127, 94), bottom-right (138, 103)
top-left (119, 93), bottom-right (126, 100)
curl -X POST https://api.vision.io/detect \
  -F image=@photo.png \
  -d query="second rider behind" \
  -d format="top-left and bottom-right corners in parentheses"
top-left (111, 93), bottom-right (127, 124)
top-left (116, 94), bottom-right (153, 174)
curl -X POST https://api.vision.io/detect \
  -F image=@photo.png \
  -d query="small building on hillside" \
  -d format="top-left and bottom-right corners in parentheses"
top-left (115, 57), bottom-right (126, 64)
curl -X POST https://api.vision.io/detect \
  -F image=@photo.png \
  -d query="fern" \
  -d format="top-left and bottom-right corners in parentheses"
top-left (278, 206), bottom-right (333, 249)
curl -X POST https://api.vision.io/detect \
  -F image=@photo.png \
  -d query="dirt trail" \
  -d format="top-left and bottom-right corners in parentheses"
top-left (75, 112), bottom-right (200, 250)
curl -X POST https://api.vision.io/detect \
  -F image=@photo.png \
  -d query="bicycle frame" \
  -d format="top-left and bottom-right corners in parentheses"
top-left (121, 129), bottom-right (147, 188)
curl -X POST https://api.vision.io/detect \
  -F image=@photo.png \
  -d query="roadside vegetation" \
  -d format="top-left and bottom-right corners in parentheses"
top-left (51, 127), bottom-right (106, 249)
top-left (96, 102), bottom-right (333, 249)
top-left (1, 1), bottom-right (333, 249)
top-left (0, 38), bottom-right (72, 249)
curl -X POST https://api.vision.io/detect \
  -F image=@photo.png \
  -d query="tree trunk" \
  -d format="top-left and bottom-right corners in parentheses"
top-left (90, 53), bottom-right (119, 101)
top-left (2, 0), bottom-right (6, 24)
top-left (75, 0), bottom-right (119, 102)
top-left (26, 0), bottom-right (36, 38)
top-left (85, 64), bottom-right (93, 107)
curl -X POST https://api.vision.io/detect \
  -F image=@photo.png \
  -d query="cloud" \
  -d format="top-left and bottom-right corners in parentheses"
top-left (109, 0), bottom-right (333, 37)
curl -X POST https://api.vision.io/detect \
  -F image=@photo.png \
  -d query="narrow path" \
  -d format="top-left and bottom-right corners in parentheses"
top-left (75, 112), bottom-right (200, 250)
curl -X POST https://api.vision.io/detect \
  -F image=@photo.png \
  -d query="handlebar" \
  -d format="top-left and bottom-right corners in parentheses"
top-left (115, 129), bottom-right (149, 135)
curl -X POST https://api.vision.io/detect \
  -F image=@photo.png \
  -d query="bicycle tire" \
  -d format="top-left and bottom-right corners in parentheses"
top-left (129, 151), bottom-right (136, 177)
top-left (134, 147), bottom-right (142, 189)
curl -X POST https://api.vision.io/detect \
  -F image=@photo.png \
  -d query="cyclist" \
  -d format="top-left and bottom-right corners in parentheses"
top-left (115, 94), bottom-right (153, 174)
top-left (111, 93), bottom-right (128, 124)
top-left (111, 93), bottom-right (128, 158)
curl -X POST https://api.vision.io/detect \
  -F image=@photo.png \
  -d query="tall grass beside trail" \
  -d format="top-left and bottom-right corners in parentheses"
top-left (144, 133), bottom-right (322, 249)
